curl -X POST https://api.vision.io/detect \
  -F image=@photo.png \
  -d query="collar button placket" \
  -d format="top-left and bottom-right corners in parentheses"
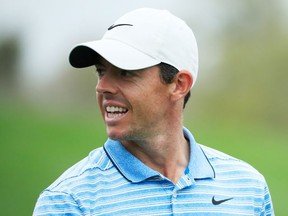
top-left (171, 188), bottom-right (178, 214)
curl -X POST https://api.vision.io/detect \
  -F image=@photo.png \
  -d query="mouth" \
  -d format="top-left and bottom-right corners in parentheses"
top-left (105, 106), bottom-right (128, 119)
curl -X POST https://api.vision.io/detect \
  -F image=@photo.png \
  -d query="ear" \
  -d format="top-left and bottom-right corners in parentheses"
top-left (170, 70), bottom-right (193, 101)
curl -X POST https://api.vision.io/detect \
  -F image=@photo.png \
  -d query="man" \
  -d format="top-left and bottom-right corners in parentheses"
top-left (33, 8), bottom-right (274, 215)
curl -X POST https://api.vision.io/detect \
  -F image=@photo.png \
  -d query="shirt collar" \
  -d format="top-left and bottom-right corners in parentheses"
top-left (183, 127), bottom-right (215, 179)
top-left (103, 139), bottom-right (159, 183)
top-left (103, 127), bottom-right (215, 183)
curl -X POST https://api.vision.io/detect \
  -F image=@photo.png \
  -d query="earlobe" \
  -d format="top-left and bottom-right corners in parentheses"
top-left (171, 70), bottom-right (193, 100)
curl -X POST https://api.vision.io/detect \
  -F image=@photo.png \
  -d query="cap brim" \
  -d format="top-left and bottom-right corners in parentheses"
top-left (69, 39), bottom-right (160, 70)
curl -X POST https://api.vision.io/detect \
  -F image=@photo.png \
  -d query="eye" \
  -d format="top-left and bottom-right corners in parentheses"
top-left (120, 70), bottom-right (135, 78)
top-left (95, 68), bottom-right (105, 78)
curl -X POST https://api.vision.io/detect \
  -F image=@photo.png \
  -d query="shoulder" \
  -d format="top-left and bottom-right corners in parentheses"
top-left (46, 146), bottom-right (113, 193)
top-left (198, 144), bottom-right (274, 214)
top-left (199, 144), bottom-right (266, 182)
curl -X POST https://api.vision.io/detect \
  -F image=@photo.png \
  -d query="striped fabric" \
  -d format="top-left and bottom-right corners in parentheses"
top-left (33, 127), bottom-right (274, 215)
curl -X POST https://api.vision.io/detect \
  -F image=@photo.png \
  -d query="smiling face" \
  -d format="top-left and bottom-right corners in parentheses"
top-left (95, 57), bottom-right (174, 142)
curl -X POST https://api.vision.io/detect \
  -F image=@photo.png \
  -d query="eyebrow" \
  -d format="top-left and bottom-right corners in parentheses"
top-left (94, 55), bottom-right (106, 65)
top-left (95, 62), bottom-right (105, 68)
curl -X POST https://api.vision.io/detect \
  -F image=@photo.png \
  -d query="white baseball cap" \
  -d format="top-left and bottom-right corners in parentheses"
top-left (69, 8), bottom-right (199, 87)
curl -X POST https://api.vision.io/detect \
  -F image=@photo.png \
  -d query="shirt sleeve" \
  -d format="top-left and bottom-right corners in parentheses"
top-left (261, 184), bottom-right (274, 216)
top-left (33, 190), bottom-right (83, 216)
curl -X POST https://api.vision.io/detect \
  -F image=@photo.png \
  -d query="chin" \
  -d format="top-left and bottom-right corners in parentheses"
top-left (106, 128), bottom-right (125, 140)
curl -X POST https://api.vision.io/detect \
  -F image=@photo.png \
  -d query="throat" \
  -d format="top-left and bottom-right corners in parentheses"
top-left (160, 164), bottom-right (188, 184)
top-left (122, 136), bottom-right (190, 184)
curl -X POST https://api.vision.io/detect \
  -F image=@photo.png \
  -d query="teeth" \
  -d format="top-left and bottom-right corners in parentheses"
top-left (106, 106), bottom-right (128, 119)
top-left (106, 106), bottom-right (127, 113)
top-left (107, 113), bottom-right (125, 118)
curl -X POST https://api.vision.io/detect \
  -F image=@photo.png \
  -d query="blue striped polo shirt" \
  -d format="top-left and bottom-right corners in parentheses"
top-left (33, 127), bottom-right (274, 215)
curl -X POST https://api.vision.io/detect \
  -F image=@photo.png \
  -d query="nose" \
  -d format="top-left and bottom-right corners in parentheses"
top-left (96, 72), bottom-right (117, 95)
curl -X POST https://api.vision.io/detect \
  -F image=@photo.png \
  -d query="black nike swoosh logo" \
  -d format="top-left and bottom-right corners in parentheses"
top-left (108, 23), bottom-right (133, 30)
top-left (212, 196), bottom-right (233, 205)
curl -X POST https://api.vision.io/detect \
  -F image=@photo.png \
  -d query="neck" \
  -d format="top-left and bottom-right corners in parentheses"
top-left (121, 126), bottom-right (190, 184)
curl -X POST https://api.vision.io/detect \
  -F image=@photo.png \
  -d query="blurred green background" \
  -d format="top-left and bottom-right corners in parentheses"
top-left (1, 0), bottom-right (287, 215)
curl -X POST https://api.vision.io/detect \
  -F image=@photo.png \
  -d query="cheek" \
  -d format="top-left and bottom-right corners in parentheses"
top-left (96, 94), bottom-right (105, 115)
top-left (137, 89), bottom-right (169, 114)
top-left (150, 85), bottom-right (170, 103)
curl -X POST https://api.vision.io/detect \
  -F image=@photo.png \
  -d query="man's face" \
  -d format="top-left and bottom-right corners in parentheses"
top-left (95, 58), bottom-right (172, 142)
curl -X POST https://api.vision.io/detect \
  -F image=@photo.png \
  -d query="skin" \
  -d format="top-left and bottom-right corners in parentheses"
top-left (95, 57), bottom-right (193, 183)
